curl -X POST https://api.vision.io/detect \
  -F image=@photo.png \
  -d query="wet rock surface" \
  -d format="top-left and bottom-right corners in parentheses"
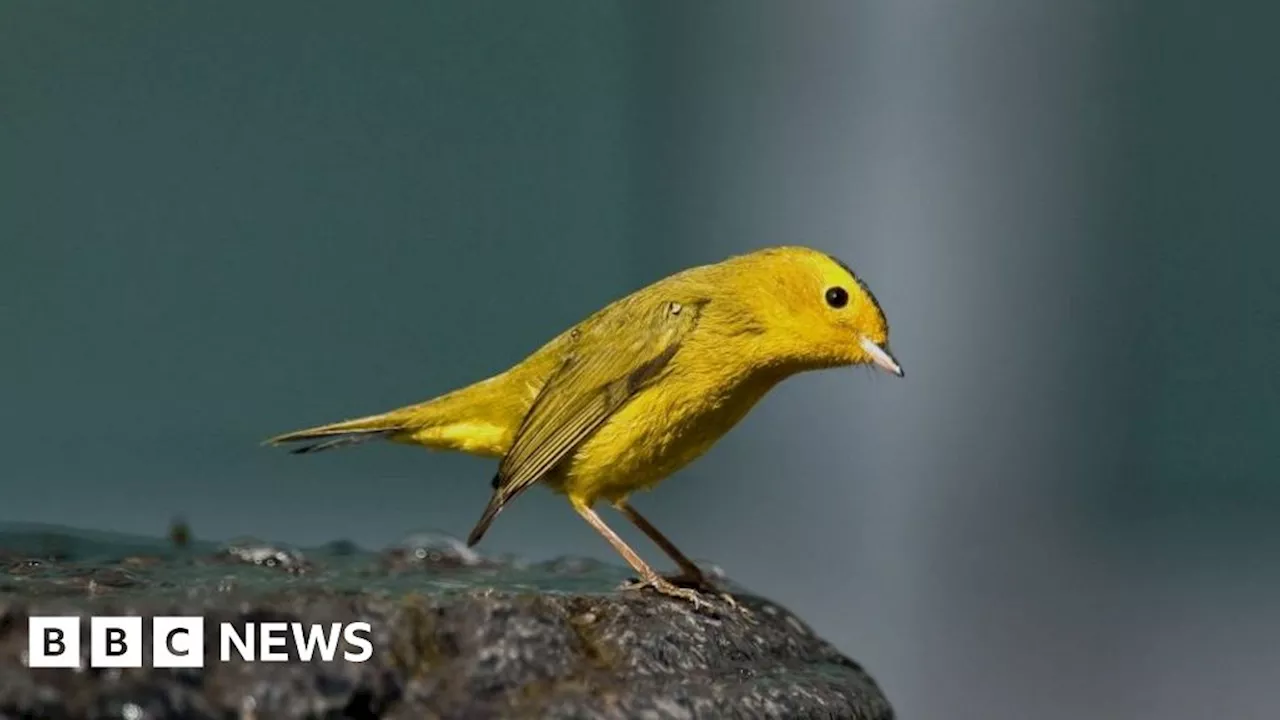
top-left (0, 523), bottom-right (894, 719)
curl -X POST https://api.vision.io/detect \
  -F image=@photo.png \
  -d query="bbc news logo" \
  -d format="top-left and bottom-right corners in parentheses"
top-left (27, 616), bottom-right (373, 668)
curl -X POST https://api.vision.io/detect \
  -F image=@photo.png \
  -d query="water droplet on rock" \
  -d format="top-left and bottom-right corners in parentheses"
top-left (382, 530), bottom-right (485, 570)
top-left (217, 538), bottom-right (309, 573)
top-left (6, 558), bottom-right (46, 576)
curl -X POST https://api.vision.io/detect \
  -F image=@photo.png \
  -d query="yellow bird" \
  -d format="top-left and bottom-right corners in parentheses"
top-left (267, 246), bottom-right (903, 605)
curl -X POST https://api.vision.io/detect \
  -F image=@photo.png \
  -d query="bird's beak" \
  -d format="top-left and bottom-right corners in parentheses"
top-left (860, 337), bottom-right (904, 377)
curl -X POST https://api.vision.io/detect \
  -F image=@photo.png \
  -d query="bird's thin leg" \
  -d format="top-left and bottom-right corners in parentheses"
top-left (615, 501), bottom-right (738, 608)
top-left (613, 501), bottom-right (709, 588)
top-left (570, 498), bottom-right (707, 608)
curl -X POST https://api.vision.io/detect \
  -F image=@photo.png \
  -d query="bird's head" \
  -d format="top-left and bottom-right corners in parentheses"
top-left (732, 246), bottom-right (903, 377)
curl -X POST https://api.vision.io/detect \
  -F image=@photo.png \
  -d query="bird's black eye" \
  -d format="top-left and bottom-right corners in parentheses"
top-left (825, 286), bottom-right (849, 308)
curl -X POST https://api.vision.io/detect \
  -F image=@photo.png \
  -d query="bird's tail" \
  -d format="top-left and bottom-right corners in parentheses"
top-left (264, 373), bottom-right (520, 458)
top-left (263, 411), bottom-right (409, 455)
top-left (466, 482), bottom-right (505, 547)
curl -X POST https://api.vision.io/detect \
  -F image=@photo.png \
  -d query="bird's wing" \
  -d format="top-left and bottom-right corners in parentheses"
top-left (466, 297), bottom-right (705, 545)
top-left (501, 297), bottom-right (705, 495)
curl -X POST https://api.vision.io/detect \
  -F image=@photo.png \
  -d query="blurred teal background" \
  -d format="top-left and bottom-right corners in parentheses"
top-left (2, 2), bottom-right (1277, 718)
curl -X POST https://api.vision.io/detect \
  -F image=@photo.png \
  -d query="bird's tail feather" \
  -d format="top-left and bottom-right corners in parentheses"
top-left (466, 483), bottom-right (505, 546)
top-left (283, 430), bottom-right (393, 454)
top-left (264, 411), bottom-right (407, 454)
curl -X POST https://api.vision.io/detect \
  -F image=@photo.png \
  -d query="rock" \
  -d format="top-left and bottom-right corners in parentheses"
top-left (0, 524), bottom-right (894, 719)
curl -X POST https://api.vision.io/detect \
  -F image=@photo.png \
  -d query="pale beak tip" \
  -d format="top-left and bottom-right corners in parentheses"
top-left (860, 337), bottom-right (904, 378)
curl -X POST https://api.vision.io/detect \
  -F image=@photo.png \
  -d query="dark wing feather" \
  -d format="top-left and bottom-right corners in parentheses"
top-left (465, 298), bottom-right (703, 545)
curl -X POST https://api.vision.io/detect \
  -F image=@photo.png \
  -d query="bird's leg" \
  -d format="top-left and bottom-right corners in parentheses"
top-left (614, 501), bottom-right (737, 608)
top-left (570, 498), bottom-right (707, 609)
top-left (613, 501), bottom-right (710, 588)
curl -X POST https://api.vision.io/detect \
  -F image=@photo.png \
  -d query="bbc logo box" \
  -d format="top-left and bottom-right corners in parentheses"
top-left (27, 615), bottom-right (373, 668)
top-left (28, 616), bottom-right (206, 669)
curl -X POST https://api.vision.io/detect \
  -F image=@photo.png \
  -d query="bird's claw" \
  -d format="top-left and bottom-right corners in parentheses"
top-left (622, 575), bottom-right (712, 610)
top-left (622, 574), bottom-right (744, 612)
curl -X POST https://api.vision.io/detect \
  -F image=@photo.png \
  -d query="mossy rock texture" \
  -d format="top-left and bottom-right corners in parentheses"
top-left (0, 524), bottom-right (894, 719)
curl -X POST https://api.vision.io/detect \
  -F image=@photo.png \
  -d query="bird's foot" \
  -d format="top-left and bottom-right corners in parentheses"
top-left (622, 572), bottom-right (743, 611)
top-left (621, 574), bottom-right (711, 610)
top-left (663, 571), bottom-right (743, 610)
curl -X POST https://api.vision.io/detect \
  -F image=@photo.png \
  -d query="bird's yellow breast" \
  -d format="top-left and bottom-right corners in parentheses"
top-left (556, 349), bottom-right (784, 506)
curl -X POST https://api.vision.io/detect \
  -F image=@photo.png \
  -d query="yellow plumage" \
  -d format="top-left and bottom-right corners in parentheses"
top-left (267, 246), bottom-right (902, 605)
